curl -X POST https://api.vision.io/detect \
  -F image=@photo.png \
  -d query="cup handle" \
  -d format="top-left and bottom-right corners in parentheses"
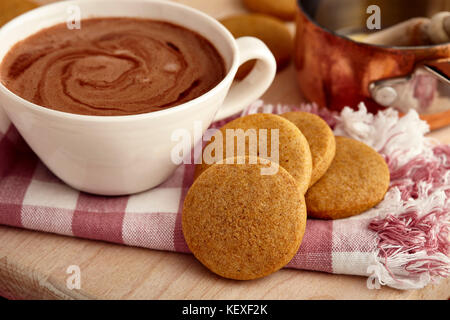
top-left (213, 37), bottom-right (277, 122)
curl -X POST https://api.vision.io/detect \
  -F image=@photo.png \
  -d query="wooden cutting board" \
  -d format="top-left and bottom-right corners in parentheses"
top-left (0, 0), bottom-right (449, 300)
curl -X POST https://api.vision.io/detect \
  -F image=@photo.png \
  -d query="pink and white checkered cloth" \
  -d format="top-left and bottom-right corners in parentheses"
top-left (0, 101), bottom-right (448, 290)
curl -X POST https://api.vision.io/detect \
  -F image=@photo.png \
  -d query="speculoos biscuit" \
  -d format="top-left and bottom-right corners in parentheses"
top-left (243, 0), bottom-right (297, 21)
top-left (183, 157), bottom-right (307, 280)
top-left (194, 113), bottom-right (313, 194)
top-left (305, 136), bottom-right (390, 219)
top-left (281, 111), bottom-right (336, 186)
top-left (220, 14), bottom-right (293, 79)
top-left (0, 0), bottom-right (38, 27)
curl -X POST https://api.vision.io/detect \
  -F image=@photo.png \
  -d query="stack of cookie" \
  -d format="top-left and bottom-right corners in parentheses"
top-left (182, 112), bottom-right (390, 280)
top-left (281, 112), bottom-right (390, 220)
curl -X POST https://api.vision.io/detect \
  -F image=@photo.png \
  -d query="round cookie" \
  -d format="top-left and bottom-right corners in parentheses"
top-left (0, 0), bottom-right (38, 27)
top-left (281, 112), bottom-right (336, 186)
top-left (243, 0), bottom-right (297, 21)
top-left (183, 157), bottom-right (307, 280)
top-left (305, 136), bottom-right (390, 220)
top-left (195, 113), bottom-right (313, 194)
top-left (220, 14), bottom-right (293, 79)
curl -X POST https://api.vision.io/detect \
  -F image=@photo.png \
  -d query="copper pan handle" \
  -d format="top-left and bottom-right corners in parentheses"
top-left (423, 58), bottom-right (450, 84)
top-left (369, 58), bottom-right (450, 120)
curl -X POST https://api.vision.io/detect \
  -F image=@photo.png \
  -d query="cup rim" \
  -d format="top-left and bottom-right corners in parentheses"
top-left (0, 0), bottom-right (239, 122)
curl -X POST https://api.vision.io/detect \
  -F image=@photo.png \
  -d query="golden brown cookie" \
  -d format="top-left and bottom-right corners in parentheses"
top-left (281, 112), bottom-right (336, 186)
top-left (243, 0), bottom-right (297, 21)
top-left (0, 0), bottom-right (38, 27)
top-left (183, 157), bottom-right (307, 280)
top-left (220, 14), bottom-right (293, 79)
top-left (305, 136), bottom-right (390, 220)
top-left (195, 113), bottom-right (313, 194)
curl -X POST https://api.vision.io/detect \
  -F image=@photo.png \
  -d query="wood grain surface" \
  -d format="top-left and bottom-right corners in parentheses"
top-left (0, 0), bottom-right (449, 300)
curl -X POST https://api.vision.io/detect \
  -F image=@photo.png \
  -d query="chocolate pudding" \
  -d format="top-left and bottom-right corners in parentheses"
top-left (0, 18), bottom-right (226, 116)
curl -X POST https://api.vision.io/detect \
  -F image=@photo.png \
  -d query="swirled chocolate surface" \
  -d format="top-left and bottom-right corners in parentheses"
top-left (0, 18), bottom-right (225, 116)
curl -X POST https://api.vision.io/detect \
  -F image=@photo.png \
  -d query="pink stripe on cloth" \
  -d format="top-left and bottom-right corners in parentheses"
top-left (0, 203), bottom-right (23, 228)
top-left (174, 163), bottom-right (194, 253)
top-left (0, 127), bottom-right (18, 178)
top-left (287, 219), bottom-right (333, 273)
top-left (71, 193), bottom-right (128, 243)
top-left (0, 126), bottom-right (37, 228)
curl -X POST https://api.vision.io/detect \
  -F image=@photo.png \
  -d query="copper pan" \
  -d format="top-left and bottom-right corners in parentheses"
top-left (295, 0), bottom-right (450, 130)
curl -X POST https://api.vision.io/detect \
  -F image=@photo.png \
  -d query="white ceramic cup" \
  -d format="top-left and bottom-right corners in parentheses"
top-left (0, 0), bottom-right (276, 195)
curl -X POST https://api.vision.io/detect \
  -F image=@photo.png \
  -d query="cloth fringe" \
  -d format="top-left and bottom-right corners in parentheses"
top-left (334, 104), bottom-right (449, 290)
top-left (246, 100), bottom-right (449, 290)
